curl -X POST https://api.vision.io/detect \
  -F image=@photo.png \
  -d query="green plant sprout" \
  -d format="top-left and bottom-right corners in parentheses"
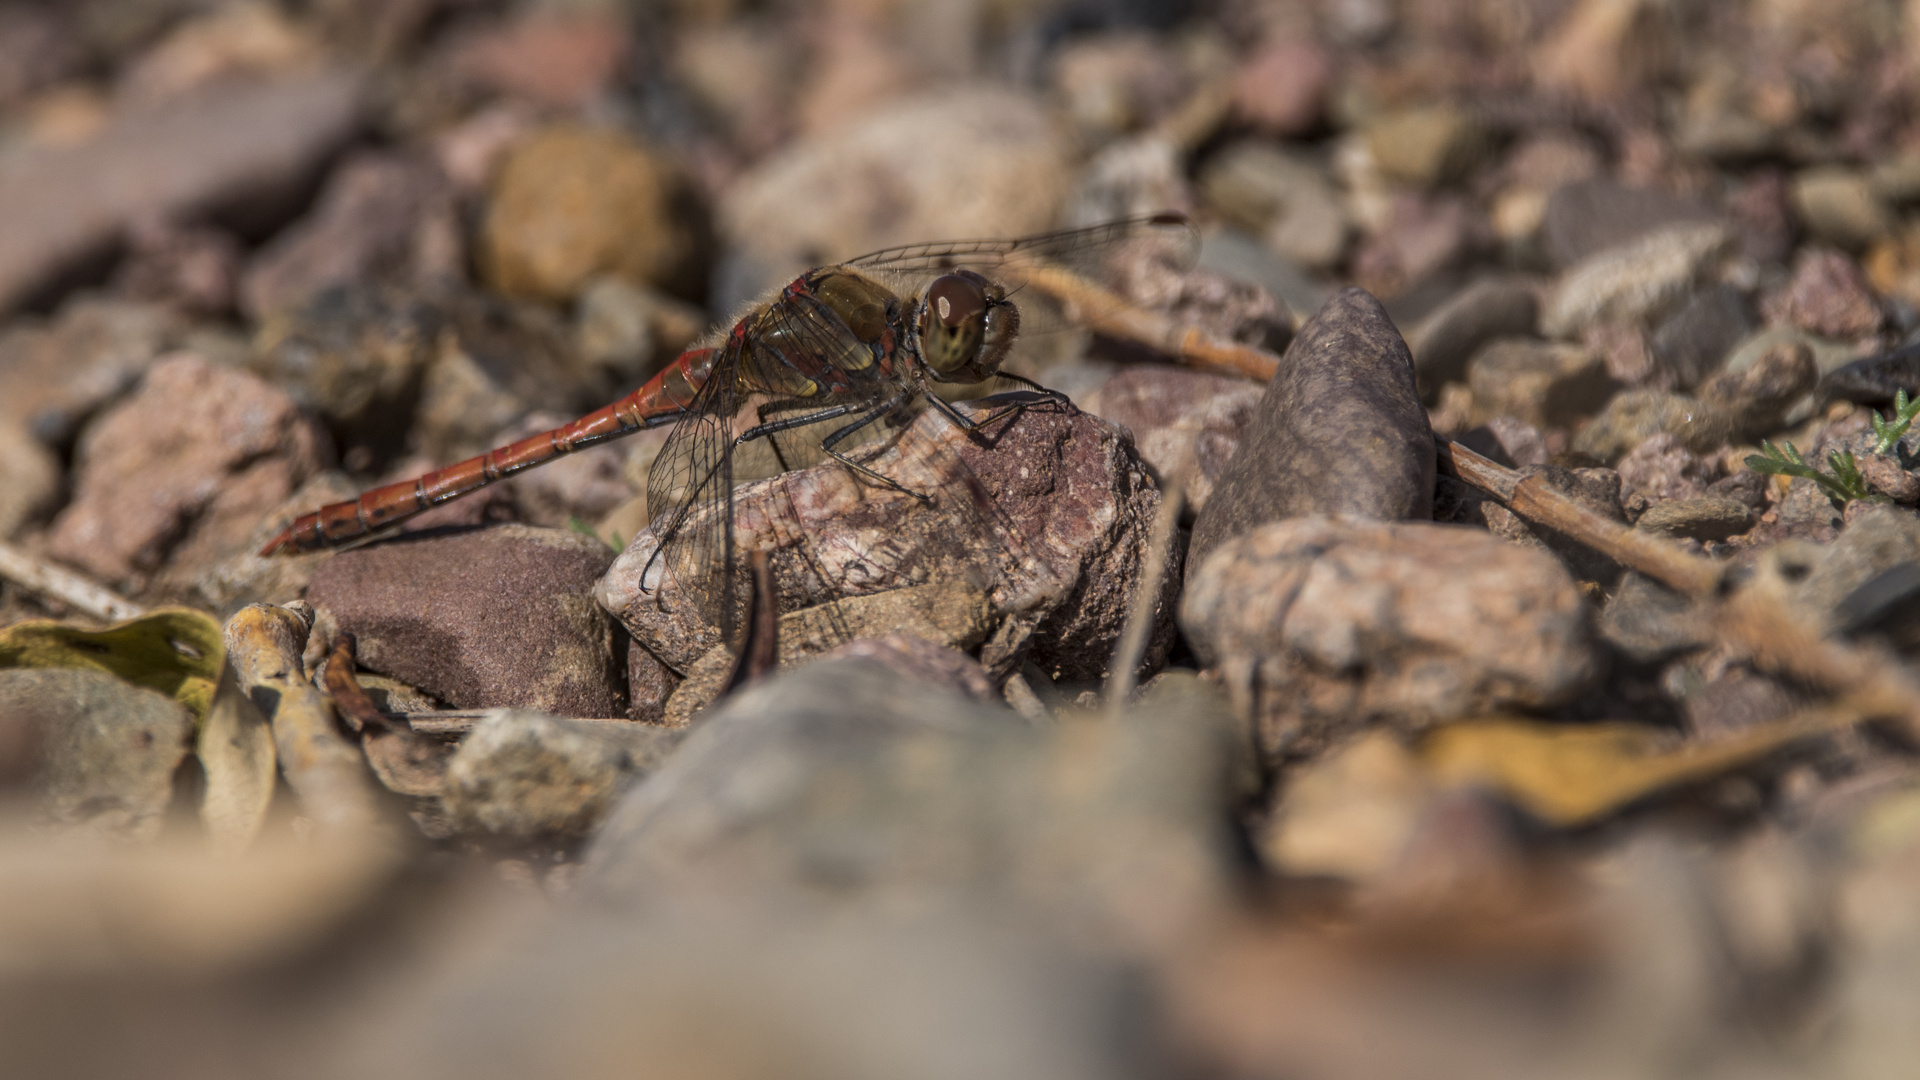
top-left (1744, 439), bottom-right (1876, 505)
top-left (1871, 389), bottom-right (1920, 454)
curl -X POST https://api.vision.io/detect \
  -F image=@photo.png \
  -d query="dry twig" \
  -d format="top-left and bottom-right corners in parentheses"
top-left (0, 541), bottom-right (145, 622)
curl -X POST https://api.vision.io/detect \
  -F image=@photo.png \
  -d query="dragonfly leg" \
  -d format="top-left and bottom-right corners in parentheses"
top-left (925, 384), bottom-right (1064, 438)
top-left (816, 394), bottom-right (934, 504)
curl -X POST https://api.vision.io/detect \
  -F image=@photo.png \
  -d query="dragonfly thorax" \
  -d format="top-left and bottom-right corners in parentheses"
top-left (918, 271), bottom-right (1018, 384)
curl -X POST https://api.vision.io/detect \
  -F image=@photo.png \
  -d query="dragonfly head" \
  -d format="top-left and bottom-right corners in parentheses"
top-left (919, 271), bottom-right (1017, 383)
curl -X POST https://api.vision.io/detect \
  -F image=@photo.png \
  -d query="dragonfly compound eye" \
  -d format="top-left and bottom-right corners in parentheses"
top-left (921, 271), bottom-right (1014, 380)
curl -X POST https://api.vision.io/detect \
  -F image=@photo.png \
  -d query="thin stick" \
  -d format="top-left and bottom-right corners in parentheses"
top-left (1021, 264), bottom-right (1282, 383)
top-left (0, 540), bottom-right (146, 622)
top-left (1106, 478), bottom-right (1186, 719)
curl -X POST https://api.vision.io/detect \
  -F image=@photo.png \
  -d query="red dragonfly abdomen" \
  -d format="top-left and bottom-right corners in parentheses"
top-left (258, 346), bottom-right (720, 556)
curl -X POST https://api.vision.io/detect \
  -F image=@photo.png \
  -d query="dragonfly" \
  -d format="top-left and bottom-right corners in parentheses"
top-left (261, 212), bottom-right (1200, 649)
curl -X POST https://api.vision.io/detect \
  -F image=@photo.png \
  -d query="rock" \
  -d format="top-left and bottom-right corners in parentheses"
top-left (1542, 222), bottom-right (1738, 339)
top-left (816, 635), bottom-right (1000, 705)
top-left (1181, 516), bottom-right (1597, 764)
top-left (1614, 432), bottom-right (1722, 501)
top-left (48, 352), bottom-right (330, 584)
top-left (599, 402), bottom-right (1173, 685)
top-left (1458, 415), bottom-right (1550, 467)
top-left (251, 285), bottom-right (441, 461)
top-left (240, 151), bottom-right (462, 320)
top-left (305, 524), bottom-right (626, 718)
top-left (0, 668), bottom-right (193, 840)
top-left (1350, 191), bottom-right (1479, 298)
top-left (1682, 666), bottom-right (1808, 739)
top-left (0, 6), bottom-right (83, 111)
top-left (1232, 32), bottom-right (1333, 135)
top-left (716, 87), bottom-right (1069, 309)
top-left (489, 410), bottom-right (643, 530)
top-left (448, 9), bottom-right (631, 109)
top-left (481, 126), bottom-right (705, 304)
top-left (1763, 249), bottom-right (1884, 341)
top-left (1823, 342), bottom-right (1920, 405)
top-left (1649, 284), bottom-right (1752, 389)
top-left (1635, 497), bottom-right (1754, 540)
top-left (1859, 454), bottom-right (1920, 504)
top-left (588, 659), bottom-right (1234, 950)
top-left (573, 275), bottom-right (706, 386)
top-left (1791, 167), bottom-right (1895, 251)
top-left (1364, 103), bottom-right (1486, 189)
top-left (1598, 572), bottom-right (1709, 662)
top-left (1196, 228), bottom-right (1332, 329)
top-left (1466, 337), bottom-right (1615, 428)
top-left (1794, 505), bottom-right (1920, 629)
top-left (1187, 288), bottom-right (1434, 583)
top-left (1050, 33), bottom-right (1192, 142)
top-left (1405, 278), bottom-right (1540, 400)
top-left (1198, 142), bottom-right (1348, 269)
top-left (1698, 333), bottom-right (1819, 436)
top-left (1476, 464), bottom-right (1634, 583)
top-left (1081, 364), bottom-right (1262, 514)
top-left (1572, 388), bottom-right (1738, 462)
top-left (1541, 179), bottom-right (1719, 269)
top-left (1706, 469), bottom-right (1771, 511)
top-left (0, 421), bottom-right (58, 540)
top-left (0, 71), bottom-right (363, 315)
top-left (111, 217), bottom-right (242, 317)
top-left (0, 296), bottom-right (182, 446)
top-left (190, 470), bottom-right (360, 615)
top-left (441, 709), bottom-right (681, 842)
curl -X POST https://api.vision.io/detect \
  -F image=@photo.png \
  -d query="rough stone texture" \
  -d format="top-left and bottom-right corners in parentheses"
top-left (1187, 288), bottom-right (1434, 584)
top-left (1859, 454), bottom-right (1920, 504)
top-left (0, 668), bottom-right (193, 841)
top-left (1181, 516), bottom-right (1597, 765)
top-left (716, 87), bottom-right (1069, 309)
top-left (0, 420), bottom-right (58, 540)
top-left (1615, 432), bottom-right (1723, 501)
top-left (0, 71), bottom-right (363, 315)
top-left (441, 709), bottom-right (681, 841)
top-left (1082, 365), bottom-right (1262, 514)
top-left (1763, 249), bottom-right (1884, 340)
top-left (1649, 284), bottom-right (1752, 389)
top-left (1542, 222), bottom-right (1738, 339)
top-left (1405, 278), bottom-right (1540, 400)
top-left (306, 525), bottom-right (626, 717)
top-left (1466, 337), bottom-right (1615, 428)
top-left (1541, 179), bottom-right (1719, 268)
top-left (0, 297), bottom-right (182, 446)
top-left (482, 126), bottom-right (705, 303)
top-left (48, 352), bottom-right (330, 584)
top-left (1698, 334), bottom-right (1819, 436)
top-left (1635, 497), bottom-right (1754, 540)
top-left (1572, 389), bottom-right (1739, 462)
top-left (600, 402), bottom-right (1173, 685)
top-left (241, 150), bottom-right (461, 320)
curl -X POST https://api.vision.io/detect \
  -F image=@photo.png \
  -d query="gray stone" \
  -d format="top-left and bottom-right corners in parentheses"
top-left (1541, 179), bottom-right (1720, 269)
top-left (1823, 342), bottom-right (1920, 406)
top-left (0, 668), bottom-right (193, 840)
top-left (1405, 278), bottom-right (1540, 400)
top-left (1364, 103), bottom-right (1487, 189)
top-left (1198, 141), bottom-right (1348, 269)
top-left (250, 284), bottom-right (440, 457)
top-left (441, 709), bottom-right (682, 841)
top-left (1699, 333), bottom-right (1820, 437)
top-left (1081, 364), bottom-right (1263, 514)
top-left (1614, 432), bottom-right (1722, 501)
top-left (1466, 337), bottom-right (1615, 428)
top-left (1649, 284), bottom-right (1752, 389)
top-left (1795, 505), bottom-right (1920, 630)
top-left (1791, 167), bottom-right (1895, 252)
top-left (1542, 222), bottom-right (1738, 339)
top-left (1634, 497), bottom-right (1754, 540)
top-left (1196, 228), bottom-right (1332, 328)
top-left (1181, 516), bottom-right (1598, 764)
top-left (1599, 572), bottom-right (1709, 663)
top-left (1572, 389), bottom-right (1739, 463)
top-left (1187, 288), bottom-right (1434, 585)
top-left (306, 524), bottom-right (627, 718)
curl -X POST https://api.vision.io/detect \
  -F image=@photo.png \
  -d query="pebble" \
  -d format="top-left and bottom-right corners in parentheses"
top-left (1697, 332), bottom-right (1819, 436)
top-left (1571, 388), bottom-right (1738, 462)
top-left (715, 87), bottom-right (1069, 309)
top-left (481, 126), bottom-right (705, 304)
top-left (448, 9), bottom-right (631, 109)
top-left (1186, 288), bottom-right (1434, 583)
top-left (111, 218), bottom-right (242, 317)
top-left (1792, 504), bottom-right (1920, 629)
top-left (1195, 228), bottom-right (1332, 327)
top-left (0, 70), bottom-right (363, 315)
top-left (1466, 337), bottom-right (1615, 429)
top-left (306, 524), bottom-right (627, 718)
top-left (1762, 249), bottom-right (1884, 341)
top-left (600, 402), bottom-right (1172, 685)
top-left (1198, 141), bottom-right (1348, 269)
top-left (1404, 278), bottom-right (1540, 400)
top-left (1613, 431), bottom-right (1722, 502)
top-left (1232, 33), bottom-right (1333, 135)
top-left (48, 352), bottom-right (330, 584)
top-left (441, 709), bottom-right (681, 842)
top-left (0, 420), bottom-right (58, 540)
top-left (1598, 572), bottom-right (1710, 662)
top-left (413, 288), bottom-right (607, 462)
top-left (1649, 283), bottom-right (1752, 389)
top-left (1859, 454), bottom-right (1920, 504)
top-left (1363, 103), bottom-right (1485, 189)
top-left (1542, 221), bottom-right (1738, 339)
top-left (1474, 464), bottom-right (1633, 584)
top-left (240, 150), bottom-right (461, 320)
top-left (0, 668), bottom-right (193, 841)
top-left (1791, 167), bottom-right (1895, 252)
top-left (1634, 496), bottom-right (1754, 540)
top-left (1541, 179), bottom-right (1719, 269)
top-left (1181, 516), bottom-right (1597, 764)
top-left (1081, 364), bottom-right (1262, 514)
top-left (1349, 191), bottom-right (1477, 298)
top-left (1822, 342), bottom-right (1920, 405)
top-left (0, 296), bottom-right (182, 447)
top-left (251, 284), bottom-right (441, 459)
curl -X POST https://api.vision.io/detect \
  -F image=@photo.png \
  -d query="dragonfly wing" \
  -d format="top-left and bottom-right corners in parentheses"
top-left (646, 340), bottom-right (746, 646)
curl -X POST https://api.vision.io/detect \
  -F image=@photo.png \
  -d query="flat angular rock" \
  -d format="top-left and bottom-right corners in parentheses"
top-left (1763, 249), bottom-right (1883, 341)
top-left (306, 524), bottom-right (626, 718)
top-left (1699, 334), bottom-right (1819, 436)
top-left (1466, 337), bottom-right (1614, 428)
top-left (48, 352), bottom-right (331, 584)
top-left (441, 709), bottom-right (682, 841)
top-left (0, 668), bottom-right (193, 840)
top-left (1572, 388), bottom-right (1738, 462)
top-left (1082, 364), bottom-right (1262, 514)
top-left (600, 402), bottom-right (1173, 685)
top-left (1822, 342), bottom-right (1920, 406)
top-left (1181, 516), bottom-right (1598, 764)
top-left (1187, 288), bottom-right (1434, 584)
top-left (1635, 496), bottom-right (1754, 540)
